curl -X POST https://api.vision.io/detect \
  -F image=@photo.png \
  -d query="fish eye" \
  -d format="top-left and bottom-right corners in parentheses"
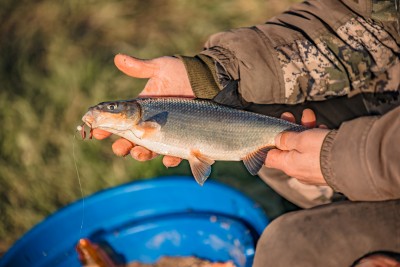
top-left (107, 103), bottom-right (118, 111)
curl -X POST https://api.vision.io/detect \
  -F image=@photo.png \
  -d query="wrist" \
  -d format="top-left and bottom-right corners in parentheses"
top-left (320, 130), bottom-right (339, 191)
top-left (176, 55), bottom-right (221, 99)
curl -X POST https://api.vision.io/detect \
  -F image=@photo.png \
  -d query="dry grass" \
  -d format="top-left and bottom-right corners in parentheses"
top-left (0, 0), bottom-right (299, 252)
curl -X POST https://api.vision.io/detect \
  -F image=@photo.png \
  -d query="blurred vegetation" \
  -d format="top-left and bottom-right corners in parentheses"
top-left (0, 0), bottom-right (299, 253)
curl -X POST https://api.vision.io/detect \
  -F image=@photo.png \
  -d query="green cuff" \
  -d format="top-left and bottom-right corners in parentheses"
top-left (176, 55), bottom-right (220, 99)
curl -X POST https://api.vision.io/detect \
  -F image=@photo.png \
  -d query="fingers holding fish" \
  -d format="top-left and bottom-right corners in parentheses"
top-left (92, 129), bottom-right (112, 140)
top-left (301, 108), bottom-right (317, 128)
top-left (162, 155), bottom-right (183, 167)
top-left (266, 108), bottom-right (329, 185)
top-left (265, 148), bottom-right (325, 185)
top-left (112, 137), bottom-right (180, 166)
top-left (274, 131), bottom-right (300, 151)
top-left (265, 148), bottom-right (298, 174)
top-left (114, 141), bottom-right (179, 167)
top-left (130, 146), bottom-right (158, 161)
top-left (265, 129), bottom-right (330, 185)
top-left (92, 128), bottom-right (175, 165)
top-left (276, 128), bottom-right (329, 152)
top-left (280, 109), bottom-right (316, 128)
top-left (112, 138), bottom-right (134, 157)
top-left (280, 112), bottom-right (296, 123)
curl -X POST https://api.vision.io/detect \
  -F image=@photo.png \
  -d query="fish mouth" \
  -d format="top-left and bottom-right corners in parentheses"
top-left (82, 111), bottom-right (95, 128)
top-left (79, 111), bottom-right (96, 139)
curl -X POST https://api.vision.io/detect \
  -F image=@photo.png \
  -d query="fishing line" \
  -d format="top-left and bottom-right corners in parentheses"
top-left (72, 134), bottom-right (85, 236)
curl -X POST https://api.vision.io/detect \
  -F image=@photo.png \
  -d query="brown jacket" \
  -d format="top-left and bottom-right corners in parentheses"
top-left (180, 0), bottom-right (400, 201)
top-left (321, 106), bottom-right (400, 201)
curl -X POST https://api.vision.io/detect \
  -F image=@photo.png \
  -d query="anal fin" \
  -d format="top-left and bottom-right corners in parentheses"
top-left (242, 146), bottom-right (273, 175)
top-left (189, 150), bottom-right (215, 186)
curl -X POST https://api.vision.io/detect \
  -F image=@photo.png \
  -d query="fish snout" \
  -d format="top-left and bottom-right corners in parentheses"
top-left (82, 111), bottom-right (95, 127)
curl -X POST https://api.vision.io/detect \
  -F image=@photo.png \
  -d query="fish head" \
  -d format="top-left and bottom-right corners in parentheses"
top-left (82, 100), bottom-right (141, 134)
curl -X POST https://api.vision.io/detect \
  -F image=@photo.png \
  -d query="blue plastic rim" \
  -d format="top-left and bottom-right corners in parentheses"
top-left (1, 176), bottom-right (269, 267)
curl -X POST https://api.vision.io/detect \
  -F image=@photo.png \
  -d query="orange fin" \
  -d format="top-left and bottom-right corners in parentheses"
top-left (242, 146), bottom-right (273, 175)
top-left (76, 238), bottom-right (117, 267)
top-left (135, 121), bottom-right (161, 139)
top-left (189, 150), bottom-right (215, 186)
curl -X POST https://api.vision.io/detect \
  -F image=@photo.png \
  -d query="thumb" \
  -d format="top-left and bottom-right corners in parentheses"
top-left (265, 149), bottom-right (291, 172)
top-left (275, 131), bottom-right (300, 151)
top-left (114, 54), bottom-right (158, 79)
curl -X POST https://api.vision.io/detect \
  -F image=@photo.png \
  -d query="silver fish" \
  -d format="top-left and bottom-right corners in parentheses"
top-left (82, 98), bottom-right (304, 185)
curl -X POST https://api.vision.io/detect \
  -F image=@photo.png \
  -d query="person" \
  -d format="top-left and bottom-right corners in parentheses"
top-left (92, 0), bottom-right (400, 266)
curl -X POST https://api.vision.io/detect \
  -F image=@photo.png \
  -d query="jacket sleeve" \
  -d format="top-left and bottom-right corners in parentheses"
top-left (320, 106), bottom-right (400, 201)
top-left (180, 0), bottom-right (399, 106)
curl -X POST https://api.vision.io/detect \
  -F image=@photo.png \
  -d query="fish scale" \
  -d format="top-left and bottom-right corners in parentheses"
top-left (82, 98), bottom-right (304, 185)
top-left (137, 98), bottom-right (302, 156)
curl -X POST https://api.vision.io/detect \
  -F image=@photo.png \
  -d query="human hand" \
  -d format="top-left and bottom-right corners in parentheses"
top-left (113, 54), bottom-right (194, 98)
top-left (265, 109), bottom-right (330, 186)
top-left (91, 54), bottom-right (191, 166)
top-left (354, 253), bottom-right (400, 267)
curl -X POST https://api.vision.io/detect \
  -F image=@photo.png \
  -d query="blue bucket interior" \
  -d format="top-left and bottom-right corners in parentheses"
top-left (1, 176), bottom-right (269, 267)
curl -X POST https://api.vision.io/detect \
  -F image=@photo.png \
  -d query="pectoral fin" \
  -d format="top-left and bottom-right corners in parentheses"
top-left (135, 121), bottom-right (161, 139)
top-left (189, 150), bottom-right (215, 186)
top-left (242, 146), bottom-right (273, 175)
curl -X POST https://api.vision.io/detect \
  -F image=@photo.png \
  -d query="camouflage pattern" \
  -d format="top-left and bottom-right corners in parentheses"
top-left (335, 17), bottom-right (400, 93)
top-left (372, 0), bottom-right (400, 23)
top-left (275, 17), bottom-right (400, 104)
top-left (275, 40), bottom-right (350, 103)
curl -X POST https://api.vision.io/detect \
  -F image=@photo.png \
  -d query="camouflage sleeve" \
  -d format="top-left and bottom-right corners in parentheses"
top-left (321, 106), bottom-right (400, 201)
top-left (197, 0), bottom-right (400, 105)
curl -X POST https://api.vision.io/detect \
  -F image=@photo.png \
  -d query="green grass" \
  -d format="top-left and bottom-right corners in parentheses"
top-left (0, 0), bottom-right (298, 253)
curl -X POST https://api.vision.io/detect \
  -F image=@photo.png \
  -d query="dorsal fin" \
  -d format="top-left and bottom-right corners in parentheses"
top-left (188, 150), bottom-right (215, 186)
top-left (242, 146), bottom-right (273, 175)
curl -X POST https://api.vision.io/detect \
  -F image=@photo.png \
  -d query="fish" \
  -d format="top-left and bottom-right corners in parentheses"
top-left (81, 98), bottom-right (304, 185)
top-left (76, 238), bottom-right (117, 267)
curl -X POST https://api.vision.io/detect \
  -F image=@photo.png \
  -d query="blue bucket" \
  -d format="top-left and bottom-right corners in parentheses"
top-left (1, 176), bottom-right (268, 267)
